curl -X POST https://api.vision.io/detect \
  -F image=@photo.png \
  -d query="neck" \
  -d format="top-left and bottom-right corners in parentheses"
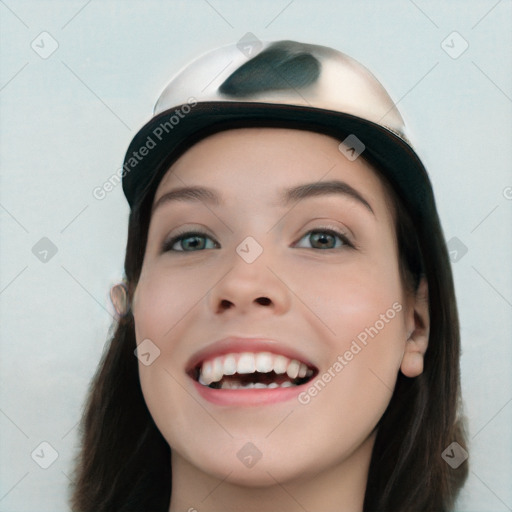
top-left (168, 431), bottom-right (375, 512)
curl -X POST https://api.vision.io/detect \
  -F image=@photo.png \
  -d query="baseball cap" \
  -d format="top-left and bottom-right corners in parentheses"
top-left (121, 39), bottom-right (435, 223)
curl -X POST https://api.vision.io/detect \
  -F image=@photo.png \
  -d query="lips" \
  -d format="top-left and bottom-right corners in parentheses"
top-left (186, 337), bottom-right (318, 391)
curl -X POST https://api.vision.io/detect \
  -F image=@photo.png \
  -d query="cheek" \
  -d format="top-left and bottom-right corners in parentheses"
top-left (133, 261), bottom-right (211, 341)
top-left (293, 250), bottom-right (405, 336)
top-left (132, 263), bottom-right (218, 435)
top-left (293, 270), bottom-right (406, 463)
top-left (293, 250), bottom-right (406, 400)
top-left (132, 279), bottom-right (188, 453)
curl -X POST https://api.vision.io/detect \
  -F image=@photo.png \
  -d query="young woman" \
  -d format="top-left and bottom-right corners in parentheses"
top-left (70, 40), bottom-right (468, 511)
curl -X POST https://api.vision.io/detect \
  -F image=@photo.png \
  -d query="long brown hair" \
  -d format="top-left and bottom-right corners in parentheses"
top-left (69, 148), bottom-right (468, 511)
top-left (70, 42), bottom-right (468, 511)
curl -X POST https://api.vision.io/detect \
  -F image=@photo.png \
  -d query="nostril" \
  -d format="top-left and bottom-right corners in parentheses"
top-left (219, 300), bottom-right (233, 310)
top-left (256, 297), bottom-right (271, 305)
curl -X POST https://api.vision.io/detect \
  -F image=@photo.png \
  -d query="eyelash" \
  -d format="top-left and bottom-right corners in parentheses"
top-left (161, 227), bottom-right (354, 253)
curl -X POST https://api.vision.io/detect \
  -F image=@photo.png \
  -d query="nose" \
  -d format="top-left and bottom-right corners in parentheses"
top-left (207, 244), bottom-right (291, 316)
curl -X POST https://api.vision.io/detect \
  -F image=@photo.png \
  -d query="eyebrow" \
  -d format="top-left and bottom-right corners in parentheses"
top-left (152, 186), bottom-right (220, 214)
top-left (280, 180), bottom-right (374, 214)
top-left (152, 180), bottom-right (374, 215)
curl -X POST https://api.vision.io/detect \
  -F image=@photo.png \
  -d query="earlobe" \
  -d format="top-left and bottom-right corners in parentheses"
top-left (400, 277), bottom-right (430, 378)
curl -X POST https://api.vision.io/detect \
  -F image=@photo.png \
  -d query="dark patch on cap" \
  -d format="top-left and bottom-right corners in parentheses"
top-left (219, 40), bottom-right (320, 97)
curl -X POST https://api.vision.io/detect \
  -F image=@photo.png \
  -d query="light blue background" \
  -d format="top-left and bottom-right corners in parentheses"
top-left (1, 1), bottom-right (511, 510)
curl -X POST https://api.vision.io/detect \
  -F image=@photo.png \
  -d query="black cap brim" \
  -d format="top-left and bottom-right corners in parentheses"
top-left (121, 101), bottom-right (435, 224)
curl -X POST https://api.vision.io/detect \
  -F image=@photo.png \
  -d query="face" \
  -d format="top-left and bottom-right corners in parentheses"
top-left (132, 127), bottom-right (415, 487)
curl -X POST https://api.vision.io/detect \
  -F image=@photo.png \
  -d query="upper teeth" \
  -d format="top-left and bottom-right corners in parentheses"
top-left (197, 352), bottom-right (313, 386)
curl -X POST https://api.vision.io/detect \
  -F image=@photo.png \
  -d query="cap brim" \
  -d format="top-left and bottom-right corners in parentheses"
top-left (121, 101), bottom-right (435, 222)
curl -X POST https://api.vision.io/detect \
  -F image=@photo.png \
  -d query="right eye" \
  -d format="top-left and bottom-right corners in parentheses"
top-left (162, 231), bottom-right (220, 252)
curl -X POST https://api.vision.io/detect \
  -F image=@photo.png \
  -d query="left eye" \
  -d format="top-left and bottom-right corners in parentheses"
top-left (163, 231), bottom-right (219, 252)
top-left (162, 228), bottom-right (352, 253)
top-left (294, 229), bottom-right (352, 250)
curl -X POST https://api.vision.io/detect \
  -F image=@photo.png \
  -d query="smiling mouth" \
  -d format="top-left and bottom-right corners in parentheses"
top-left (189, 351), bottom-right (318, 390)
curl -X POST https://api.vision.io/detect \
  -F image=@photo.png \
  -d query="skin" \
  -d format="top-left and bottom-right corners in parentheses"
top-left (131, 127), bottom-right (430, 512)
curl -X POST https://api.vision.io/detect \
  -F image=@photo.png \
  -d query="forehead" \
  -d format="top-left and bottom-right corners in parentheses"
top-left (153, 127), bottom-right (394, 221)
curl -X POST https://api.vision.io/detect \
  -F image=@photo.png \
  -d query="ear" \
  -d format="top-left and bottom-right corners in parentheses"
top-left (110, 282), bottom-right (130, 317)
top-left (400, 277), bottom-right (430, 378)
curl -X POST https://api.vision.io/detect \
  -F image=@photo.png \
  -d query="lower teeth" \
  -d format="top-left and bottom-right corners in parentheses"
top-left (211, 380), bottom-right (295, 390)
